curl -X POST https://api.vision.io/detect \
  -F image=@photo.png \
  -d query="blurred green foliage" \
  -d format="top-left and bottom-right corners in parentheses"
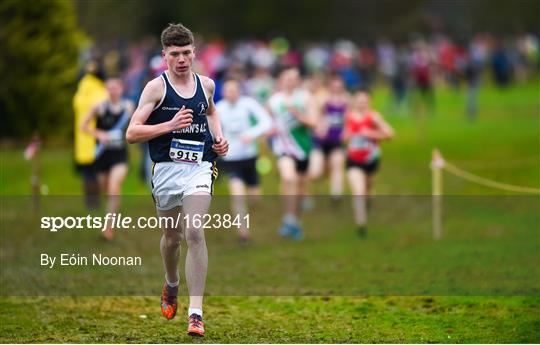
top-left (1, 0), bottom-right (538, 139)
top-left (0, 0), bottom-right (84, 139)
top-left (76, 0), bottom-right (539, 42)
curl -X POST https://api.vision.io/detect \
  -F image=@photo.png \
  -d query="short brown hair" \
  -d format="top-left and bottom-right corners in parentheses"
top-left (161, 23), bottom-right (194, 48)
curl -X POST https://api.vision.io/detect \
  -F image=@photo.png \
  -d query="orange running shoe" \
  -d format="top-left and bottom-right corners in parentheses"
top-left (187, 313), bottom-right (205, 337)
top-left (160, 282), bottom-right (178, 320)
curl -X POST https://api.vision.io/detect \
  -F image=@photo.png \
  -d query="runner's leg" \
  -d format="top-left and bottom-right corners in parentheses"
top-left (158, 206), bottom-right (183, 286)
top-left (229, 178), bottom-right (249, 240)
top-left (157, 205), bottom-right (183, 320)
top-left (277, 156), bottom-right (299, 217)
top-left (347, 167), bottom-right (367, 227)
top-left (308, 148), bottom-right (324, 181)
top-left (182, 192), bottom-right (211, 310)
top-left (329, 149), bottom-right (345, 197)
top-left (102, 163), bottom-right (128, 240)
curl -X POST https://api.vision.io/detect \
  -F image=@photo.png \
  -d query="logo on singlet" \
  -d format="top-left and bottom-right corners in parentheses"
top-left (197, 102), bottom-right (207, 115)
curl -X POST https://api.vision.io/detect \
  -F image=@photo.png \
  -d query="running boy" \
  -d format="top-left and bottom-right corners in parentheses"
top-left (81, 78), bottom-right (134, 241)
top-left (126, 23), bottom-right (228, 337)
top-left (343, 89), bottom-right (394, 237)
top-left (267, 67), bottom-right (317, 240)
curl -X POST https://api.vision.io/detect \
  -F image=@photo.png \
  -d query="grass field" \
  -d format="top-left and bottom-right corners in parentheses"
top-left (1, 296), bottom-right (539, 343)
top-left (1, 80), bottom-right (539, 343)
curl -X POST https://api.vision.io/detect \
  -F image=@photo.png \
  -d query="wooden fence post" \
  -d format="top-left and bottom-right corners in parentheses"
top-left (431, 149), bottom-right (443, 240)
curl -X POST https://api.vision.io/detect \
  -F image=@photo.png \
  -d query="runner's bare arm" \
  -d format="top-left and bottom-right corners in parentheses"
top-left (362, 112), bottom-right (395, 140)
top-left (126, 78), bottom-right (193, 144)
top-left (81, 102), bottom-right (109, 143)
top-left (304, 94), bottom-right (319, 128)
top-left (80, 103), bottom-right (100, 137)
top-left (291, 94), bottom-right (318, 128)
top-left (264, 101), bottom-right (279, 136)
top-left (313, 95), bottom-right (330, 137)
top-left (201, 76), bottom-right (228, 155)
top-left (342, 115), bottom-right (352, 144)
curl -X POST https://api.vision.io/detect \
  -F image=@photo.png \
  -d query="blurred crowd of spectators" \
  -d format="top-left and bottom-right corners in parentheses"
top-left (75, 31), bottom-right (539, 191)
top-left (83, 32), bottom-right (539, 106)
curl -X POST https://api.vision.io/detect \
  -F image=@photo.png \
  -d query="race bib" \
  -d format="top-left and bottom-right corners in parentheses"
top-left (350, 135), bottom-right (373, 150)
top-left (169, 138), bottom-right (204, 164)
top-left (106, 129), bottom-right (124, 149)
top-left (327, 113), bottom-right (344, 127)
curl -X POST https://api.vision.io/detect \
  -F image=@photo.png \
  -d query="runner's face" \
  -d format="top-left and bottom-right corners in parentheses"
top-left (355, 92), bottom-right (369, 110)
top-left (106, 79), bottom-right (123, 100)
top-left (163, 45), bottom-right (195, 76)
top-left (223, 81), bottom-right (240, 102)
top-left (282, 69), bottom-right (299, 91)
top-left (329, 78), bottom-right (344, 93)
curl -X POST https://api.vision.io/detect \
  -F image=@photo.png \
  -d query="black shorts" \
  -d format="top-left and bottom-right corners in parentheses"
top-left (75, 161), bottom-right (98, 180)
top-left (219, 157), bottom-right (259, 187)
top-left (295, 157), bottom-right (309, 174)
top-left (318, 142), bottom-right (343, 157)
top-left (347, 158), bottom-right (379, 175)
top-left (279, 155), bottom-right (309, 174)
top-left (95, 149), bottom-right (128, 172)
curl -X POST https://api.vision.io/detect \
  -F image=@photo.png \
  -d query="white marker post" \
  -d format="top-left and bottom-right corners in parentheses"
top-left (24, 132), bottom-right (41, 213)
top-left (431, 149), bottom-right (443, 240)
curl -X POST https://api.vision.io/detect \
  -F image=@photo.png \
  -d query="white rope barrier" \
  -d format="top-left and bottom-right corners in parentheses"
top-left (442, 161), bottom-right (540, 194)
top-left (430, 148), bottom-right (539, 240)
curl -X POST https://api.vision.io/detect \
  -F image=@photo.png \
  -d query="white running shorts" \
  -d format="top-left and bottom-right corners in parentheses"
top-left (151, 161), bottom-right (218, 210)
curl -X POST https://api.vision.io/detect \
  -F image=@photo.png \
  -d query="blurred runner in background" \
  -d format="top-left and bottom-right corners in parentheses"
top-left (217, 78), bottom-right (272, 243)
top-left (343, 89), bottom-right (394, 237)
top-left (268, 66), bottom-right (317, 240)
top-left (73, 60), bottom-right (108, 210)
top-left (309, 73), bottom-right (349, 200)
top-left (81, 78), bottom-right (134, 240)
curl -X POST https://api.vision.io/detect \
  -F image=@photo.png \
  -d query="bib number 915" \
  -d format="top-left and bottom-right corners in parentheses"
top-left (169, 139), bottom-right (204, 164)
top-left (176, 150), bottom-right (199, 162)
